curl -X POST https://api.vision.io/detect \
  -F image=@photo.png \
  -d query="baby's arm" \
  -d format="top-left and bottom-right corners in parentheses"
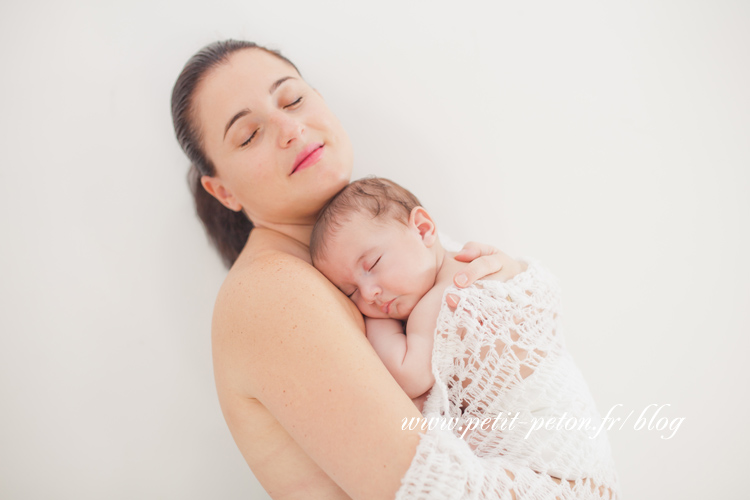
top-left (364, 286), bottom-right (445, 399)
top-left (364, 317), bottom-right (434, 399)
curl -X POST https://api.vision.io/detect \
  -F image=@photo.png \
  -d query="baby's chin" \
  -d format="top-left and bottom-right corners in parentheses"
top-left (362, 305), bottom-right (413, 321)
top-left (359, 310), bottom-right (405, 321)
top-left (391, 308), bottom-right (412, 321)
top-left (392, 299), bottom-right (417, 320)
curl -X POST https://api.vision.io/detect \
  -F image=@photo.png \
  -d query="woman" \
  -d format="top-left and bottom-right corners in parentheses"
top-left (171, 40), bottom-right (614, 499)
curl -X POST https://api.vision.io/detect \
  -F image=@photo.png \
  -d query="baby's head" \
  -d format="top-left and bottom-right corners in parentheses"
top-left (311, 177), bottom-right (444, 320)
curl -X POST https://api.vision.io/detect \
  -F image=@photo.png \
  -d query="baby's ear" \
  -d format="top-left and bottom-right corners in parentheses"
top-left (409, 207), bottom-right (438, 247)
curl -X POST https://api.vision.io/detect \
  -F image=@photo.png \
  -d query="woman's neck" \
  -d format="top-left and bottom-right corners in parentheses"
top-left (244, 222), bottom-right (315, 264)
top-left (255, 220), bottom-right (314, 247)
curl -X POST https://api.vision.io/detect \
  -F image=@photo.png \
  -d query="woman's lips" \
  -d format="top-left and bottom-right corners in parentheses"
top-left (291, 143), bottom-right (324, 174)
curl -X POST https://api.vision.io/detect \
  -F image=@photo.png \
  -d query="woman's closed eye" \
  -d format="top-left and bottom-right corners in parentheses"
top-left (241, 129), bottom-right (258, 147)
top-left (284, 96), bottom-right (303, 108)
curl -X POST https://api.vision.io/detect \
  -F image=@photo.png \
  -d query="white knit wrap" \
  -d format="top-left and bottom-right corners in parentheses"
top-left (395, 258), bottom-right (620, 499)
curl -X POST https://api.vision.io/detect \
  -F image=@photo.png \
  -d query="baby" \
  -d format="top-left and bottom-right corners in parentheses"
top-left (310, 176), bottom-right (524, 399)
top-left (310, 177), bottom-right (620, 486)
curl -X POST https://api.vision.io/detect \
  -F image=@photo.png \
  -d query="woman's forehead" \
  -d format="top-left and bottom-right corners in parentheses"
top-left (216, 49), bottom-right (296, 87)
top-left (194, 49), bottom-right (300, 134)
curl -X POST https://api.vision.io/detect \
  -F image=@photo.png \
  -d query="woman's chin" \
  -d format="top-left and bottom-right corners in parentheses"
top-left (308, 169), bottom-right (351, 204)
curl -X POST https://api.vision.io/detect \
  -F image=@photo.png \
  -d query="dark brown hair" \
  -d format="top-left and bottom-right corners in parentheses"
top-left (171, 40), bottom-right (300, 268)
top-left (310, 177), bottom-right (422, 264)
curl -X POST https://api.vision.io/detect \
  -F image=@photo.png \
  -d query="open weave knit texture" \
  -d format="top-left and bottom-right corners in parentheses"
top-left (395, 258), bottom-right (620, 499)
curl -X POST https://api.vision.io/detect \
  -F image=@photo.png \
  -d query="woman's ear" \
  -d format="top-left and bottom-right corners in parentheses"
top-left (200, 175), bottom-right (243, 212)
top-left (409, 207), bottom-right (438, 247)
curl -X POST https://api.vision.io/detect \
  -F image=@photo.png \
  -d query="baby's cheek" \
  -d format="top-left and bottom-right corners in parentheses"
top-left (357, 302), bottom-right (383, 319)
top-left (353, 299), bottom-right (368, 315)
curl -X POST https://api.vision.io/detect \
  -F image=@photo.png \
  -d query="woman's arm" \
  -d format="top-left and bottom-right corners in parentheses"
top-left (213, 251), bottom-right (424, 500)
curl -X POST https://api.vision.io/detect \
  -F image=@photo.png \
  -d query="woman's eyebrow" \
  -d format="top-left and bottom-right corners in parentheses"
top-left (224, 109), bottom-right (250, 139)
top-left (223, 76), bottom-right (298, 140)
top-left (269, 76), bottom-right (296, 94)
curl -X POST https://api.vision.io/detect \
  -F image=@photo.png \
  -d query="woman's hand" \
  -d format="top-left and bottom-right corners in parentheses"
top-left (447, 242), bottom-right (509, 309)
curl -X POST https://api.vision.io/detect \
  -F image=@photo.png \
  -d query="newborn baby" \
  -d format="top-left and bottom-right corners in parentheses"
top-left (310, 177), bottom-right (619, 485)
top-left (310, 176), bottom-right (524, 399)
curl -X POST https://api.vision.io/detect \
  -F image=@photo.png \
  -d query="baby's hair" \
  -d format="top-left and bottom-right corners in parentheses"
top-left (310, 177), bottom-right (422, 263)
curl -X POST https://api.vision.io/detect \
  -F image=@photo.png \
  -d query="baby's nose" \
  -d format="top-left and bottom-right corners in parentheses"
top-left (363, 285), bottom-right (381, 303)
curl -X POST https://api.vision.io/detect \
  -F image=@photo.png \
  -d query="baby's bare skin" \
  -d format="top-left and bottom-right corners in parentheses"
top-left (365, 248), bottom-right (526, 400)
top-left (313, 204), bottom-right (526, 402)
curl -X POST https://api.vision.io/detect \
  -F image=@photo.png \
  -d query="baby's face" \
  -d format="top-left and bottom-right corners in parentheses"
top-left (314, 211), bottom-right (438, 320)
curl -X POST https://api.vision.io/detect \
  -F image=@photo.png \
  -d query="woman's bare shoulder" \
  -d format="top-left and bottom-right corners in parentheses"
top-left (211, 243), bottom-right (365, 389)
top-left (215, 240), bottom-right (350, 323)
top-left (224, 239), bottom-right (318, 288)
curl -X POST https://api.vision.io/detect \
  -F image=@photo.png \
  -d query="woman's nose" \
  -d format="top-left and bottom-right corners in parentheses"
top-left (272, 111), bottom-right (305, 148)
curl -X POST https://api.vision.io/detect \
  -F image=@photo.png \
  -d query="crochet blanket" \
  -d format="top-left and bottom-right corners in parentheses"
top-left (396, 258), bottom-right (620, 499)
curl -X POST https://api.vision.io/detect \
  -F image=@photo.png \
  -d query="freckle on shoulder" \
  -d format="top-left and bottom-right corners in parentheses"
top-left (235, 249), bottom-right (313, 282)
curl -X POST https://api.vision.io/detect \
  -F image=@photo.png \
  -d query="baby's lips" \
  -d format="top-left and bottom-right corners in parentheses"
top-left (380, 298), bottom-right (394, 315)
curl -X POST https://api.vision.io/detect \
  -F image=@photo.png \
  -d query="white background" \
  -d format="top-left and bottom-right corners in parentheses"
top-left (1, 1), bottom-right (748, 498)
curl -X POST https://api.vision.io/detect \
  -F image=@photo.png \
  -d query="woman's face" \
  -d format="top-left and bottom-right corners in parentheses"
top-left (193, 49), bottom-right (354, 226)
